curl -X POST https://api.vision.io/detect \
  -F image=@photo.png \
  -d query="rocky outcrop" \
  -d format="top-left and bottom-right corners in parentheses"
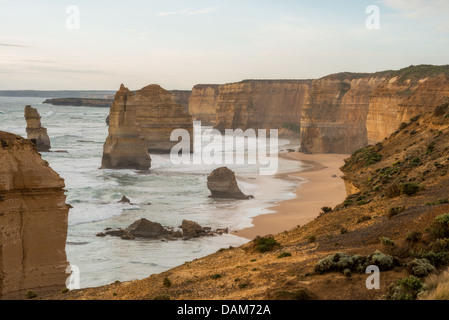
top-left (103, 218), bottom-right (227, 241)
top-left (24, 105), bottom-right (51, 152)
top-left (207, 167), bottom-right (253, 200)
top-left (366, 67), bottom-right (449, 145)
top-left (43, 98), bottom-right (113, 108)
top-left (189, 85), bottom-right (220, 126)
top-left (102, 84), bottom-right (193, 164)
top-left (0, 131), bottom-right (69, 299)
top-left (300, 73), bottom-right (390, 154)
top-left (101, 85), bottom-right (151, 170)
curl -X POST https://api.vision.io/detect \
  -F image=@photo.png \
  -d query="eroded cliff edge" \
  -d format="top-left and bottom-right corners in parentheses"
top-left (0, 131), bottom-right (69, 299)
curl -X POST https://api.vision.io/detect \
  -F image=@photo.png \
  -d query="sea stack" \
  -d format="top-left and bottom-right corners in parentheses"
top-left (24, 105), bottom-right (51, 152)
top-left (101, 84), bottom-right (152, 170)
top-left (0, 131), bottom-right (69, 299)
top-left (207, 167), bottom-right (253, 200)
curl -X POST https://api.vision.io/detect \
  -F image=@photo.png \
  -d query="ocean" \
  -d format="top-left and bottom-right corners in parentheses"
top-left (0, 96), bottom-right (305, 289)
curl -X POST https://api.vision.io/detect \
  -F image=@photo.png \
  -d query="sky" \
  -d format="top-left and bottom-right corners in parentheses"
top-left (0, 0), bottom-right (448, 90)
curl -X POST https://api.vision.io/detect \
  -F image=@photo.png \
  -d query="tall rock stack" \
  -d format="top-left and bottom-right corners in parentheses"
top-left (0, 131), bottom-right (69, 299)
top-left (24, 105), bottom-right (51, 152)
top-left (101, 85), bottom-right (152, 170)
top-left (102, 84), bottom-right (193, 170)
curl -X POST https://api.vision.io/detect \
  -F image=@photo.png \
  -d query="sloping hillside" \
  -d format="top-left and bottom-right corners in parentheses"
top-left (45, 104), bottom-right (449, 300)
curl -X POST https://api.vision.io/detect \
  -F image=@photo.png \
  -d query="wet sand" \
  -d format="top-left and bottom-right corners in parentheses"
top-left (233, 152), bottom-right (349, 240)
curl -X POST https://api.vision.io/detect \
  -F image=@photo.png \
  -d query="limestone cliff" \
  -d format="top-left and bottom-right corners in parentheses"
top-left (24, 105), bottom-right (51, 152)
top-left (367, 66), bottom-right (449, 144)
top-left (101, 85), bottom-right (152, 170)
top-left (300, 73), bottom-right (390, 154)
top-left (0, 131), bottom-right (69, 299)
top-left (214, 80), bottom-right (311, 139)
top-left (170, 90), bottom-right (191, 113)
top-left (189, 85), bottom-right (220, 126)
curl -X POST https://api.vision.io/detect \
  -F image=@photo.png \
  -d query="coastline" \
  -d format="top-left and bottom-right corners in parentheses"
top-left (233, 152), bottom-right (349, 240)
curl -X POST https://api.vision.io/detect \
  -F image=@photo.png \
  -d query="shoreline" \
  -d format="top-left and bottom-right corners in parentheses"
top-left (233, 152), bottom-right (349, 240)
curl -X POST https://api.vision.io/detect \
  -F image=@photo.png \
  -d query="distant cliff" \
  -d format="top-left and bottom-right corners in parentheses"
top-left (0, 132), bottom-right (69, 299)
top-left (43, 98), bottom-right (113, 108)
top-left (189, 65), bottom-right (449, 153)
top-left (189, 81), bottom-right (310, 138)
top-left (170, 90), bottom-right (192, 113)
top-left (189, 84), bottom-right (220, 126)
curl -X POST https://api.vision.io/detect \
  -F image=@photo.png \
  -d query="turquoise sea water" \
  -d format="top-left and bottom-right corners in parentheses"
top-left (0, 96), bottom-right (304, 288)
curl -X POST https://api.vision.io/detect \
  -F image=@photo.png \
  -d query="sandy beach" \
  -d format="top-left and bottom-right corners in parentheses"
top-left (234, 152), bottom-right (349, 240)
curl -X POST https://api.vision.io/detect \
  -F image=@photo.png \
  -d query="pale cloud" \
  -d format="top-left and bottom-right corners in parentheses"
top-left (157, 7), bottom-right (217, 17)
top-left (382, 0), bottom-right (449, 18)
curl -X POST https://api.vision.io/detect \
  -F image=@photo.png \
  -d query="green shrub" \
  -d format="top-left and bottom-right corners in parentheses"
top-left (277, 252), bottom-right (292, 259)
top-left (410, 157), bottom-right (421, 167)
top-left (315, 251), bottom-right (394, 274)
top-left (388, 206), bottom-right (406, 219)
top-left (425, 199), bottom-right (449, 206)
top-left (210, 274), bottom-right (222, 280)
top-left (307, 235), bottom-right (316, 243)
top-left (254, 236), bottom-right (279, 253)
top-left (400, 183), bottom-right (421, 196)
top-left (238, 283), bottom-right (249, 289)
top-left (25, 290), bottom-right (37, 299)
top-left (60, 288), bottom-right (69, 294)
top-left (357, 215), bottom-right (372, 224)
top-left (387, 276), bottom-right (423, 300)
top-left (380, 237), bottom-right (395, 246)
top-left (163, 277), bottom-right (172, 288)
top-left (407, 259), bottom-right (436, 277)
top-left (428, 214), bottom-right (449, 239)
top-left (406, 231), bottom-right (422, 243)
top-left (320, 207), bottom-right (333, 215)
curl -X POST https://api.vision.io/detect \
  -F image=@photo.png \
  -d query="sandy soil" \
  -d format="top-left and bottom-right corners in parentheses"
top-left (233, 152), bottom-right (349, 239)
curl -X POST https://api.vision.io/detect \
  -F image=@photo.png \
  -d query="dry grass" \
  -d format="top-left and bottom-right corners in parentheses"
top-left (420, 268), bottom-right (449, 300)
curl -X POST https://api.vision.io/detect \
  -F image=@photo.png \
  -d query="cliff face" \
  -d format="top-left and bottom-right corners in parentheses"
top-left (24, 105), bottom-right (51, 152)
top-left (101, 85), bottom-right (152, 170)
top-left (189, 85), bottom-right (220, 126)
top-left (170, 90), bottom-right (191, 113)
top-left (367, 73), bottom-right (449, 144)
top-left (0, 132), bottom-right (69, 299)
top-left (300, 73), bottom-right (390, 154)
top-left (214, 80), bottom-right (310, 138)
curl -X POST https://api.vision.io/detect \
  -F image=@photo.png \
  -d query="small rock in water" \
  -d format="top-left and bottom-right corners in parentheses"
top-left (118, 196), bottom-right (131, 204)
